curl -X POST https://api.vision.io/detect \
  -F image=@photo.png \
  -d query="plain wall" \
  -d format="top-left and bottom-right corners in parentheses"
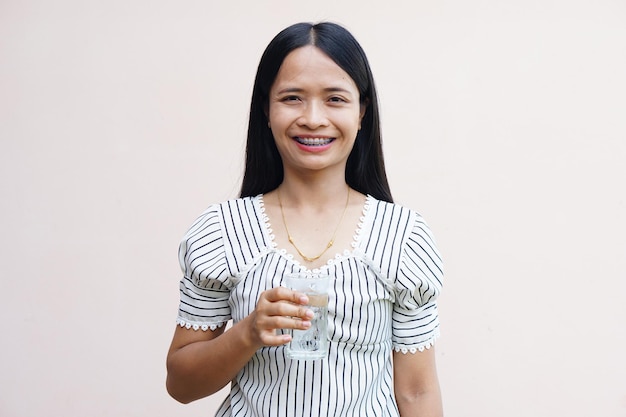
top-left (1, 1), bottom-right (625, 416)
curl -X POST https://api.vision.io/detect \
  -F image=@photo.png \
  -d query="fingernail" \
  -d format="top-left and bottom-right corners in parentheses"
top-left (305, 309), bottom-right (314, 319)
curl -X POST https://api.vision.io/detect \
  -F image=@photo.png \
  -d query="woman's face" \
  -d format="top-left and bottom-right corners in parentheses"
top-left (268, 46), bottom-right (365, 177)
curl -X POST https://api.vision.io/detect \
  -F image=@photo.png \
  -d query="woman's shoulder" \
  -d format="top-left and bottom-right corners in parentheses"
top-left (211, 194), bottom-right (261, 210)
top-left (180, 194), bottom-right (271, 276)
top-left (182, 195), bottom-right (262, 238)
top-left (192, 195), bottom-right (261, 219)
top-left (360, 196), bottom-right (422, 255)
top-left (362, 196), bottom-right (443, 288)
top-left (365, 196), bottom-right (425, 222)
top-left (362, 196), bottom-right (437, 258)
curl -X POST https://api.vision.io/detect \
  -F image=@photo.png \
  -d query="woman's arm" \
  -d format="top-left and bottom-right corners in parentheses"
top-left (166, 287), bottom-right (313, 404)
top-left (393, 347), bottom-right (443, 417)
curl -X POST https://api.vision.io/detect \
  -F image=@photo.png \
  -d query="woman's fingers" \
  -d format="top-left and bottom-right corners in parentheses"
top-left (263, 286), bottom-right (309, 306)
top-left (256, 311), bottom-right (312, 330)
top-left (249, 287), bottom-right (315, 347)
top-left (260, 288), bottom-right (312, 319)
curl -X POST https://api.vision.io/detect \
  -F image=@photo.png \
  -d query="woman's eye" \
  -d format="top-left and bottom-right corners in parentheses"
top-left (329, 96), bottom-right (346, 103)
top-left (282, 95), bottom-right (300, 102)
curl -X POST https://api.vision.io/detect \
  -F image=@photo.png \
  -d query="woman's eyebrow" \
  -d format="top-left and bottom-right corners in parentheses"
top-left (275, 87), bottom-right (304, 95)
top-left (276, 87), bottom-right (354, 95)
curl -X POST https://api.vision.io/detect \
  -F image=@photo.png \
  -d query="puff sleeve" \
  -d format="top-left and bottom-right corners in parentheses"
top-left (392, 214), bottom-right (444, 353)
top-left (176, 206), bottom-right (233, 331)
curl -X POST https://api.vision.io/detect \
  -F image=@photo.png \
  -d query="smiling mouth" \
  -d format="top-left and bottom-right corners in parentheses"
top-left (293, 137), bottom-right (334, 146)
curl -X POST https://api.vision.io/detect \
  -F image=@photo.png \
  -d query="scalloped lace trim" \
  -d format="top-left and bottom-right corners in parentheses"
top-left (352, 195), bottom-right (371, 250)
top-left (393, 333), bottom-right (439, 354)
top-left (176, 317), bottom-right (225, 331)
top-left (257, 194), bottom-right (372, 269)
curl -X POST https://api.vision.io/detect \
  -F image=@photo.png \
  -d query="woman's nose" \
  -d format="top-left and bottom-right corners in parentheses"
top-left (297, 101), bottom-right (329, 128)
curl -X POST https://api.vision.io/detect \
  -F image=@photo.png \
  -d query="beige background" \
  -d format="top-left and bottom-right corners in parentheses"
top-left (1, 1), bottom-right (625, 416)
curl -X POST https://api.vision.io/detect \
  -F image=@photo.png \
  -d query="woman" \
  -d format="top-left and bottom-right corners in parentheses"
top-left (166, 22), bottom-right (444, 417)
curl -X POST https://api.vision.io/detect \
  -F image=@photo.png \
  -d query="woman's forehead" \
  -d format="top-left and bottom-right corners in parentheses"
top-left (272, 46), bottom-right (357, 92)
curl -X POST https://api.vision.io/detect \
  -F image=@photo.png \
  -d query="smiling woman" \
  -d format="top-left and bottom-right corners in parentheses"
top-left (166, 22), bottom-right (444, 417)
top-left (268, 46), bottom-right (364, 176)
top-left (241, 22), bottom-right (389, 202)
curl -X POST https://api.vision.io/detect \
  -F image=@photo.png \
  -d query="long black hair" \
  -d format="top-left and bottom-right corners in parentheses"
top-left (239, 22), bottom-right (393, 203)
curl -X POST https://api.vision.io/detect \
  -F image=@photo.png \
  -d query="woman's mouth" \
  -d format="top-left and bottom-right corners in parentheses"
top-left (293, 137), bottom-right (334, 146)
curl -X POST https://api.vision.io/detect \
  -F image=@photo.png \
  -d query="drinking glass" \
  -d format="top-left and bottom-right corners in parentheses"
top-left (284, 272), bottom-right (330, 360)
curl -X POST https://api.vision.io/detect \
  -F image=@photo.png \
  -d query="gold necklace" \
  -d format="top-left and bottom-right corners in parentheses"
top-left (277, 186), bottom-right (350, 263)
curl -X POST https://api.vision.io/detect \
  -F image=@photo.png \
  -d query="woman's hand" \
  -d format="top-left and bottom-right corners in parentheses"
top-left (245, 286), bottom-right (314, 348)
top-left (167, 285), bottom-right (314, 403)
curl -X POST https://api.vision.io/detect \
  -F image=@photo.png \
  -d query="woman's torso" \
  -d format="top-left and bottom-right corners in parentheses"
top-left (211, 194), bottom-right (414, 417)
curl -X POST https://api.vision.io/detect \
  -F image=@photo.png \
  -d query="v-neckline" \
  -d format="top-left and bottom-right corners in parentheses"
top-left (256, 194), bottom-right (373, 271)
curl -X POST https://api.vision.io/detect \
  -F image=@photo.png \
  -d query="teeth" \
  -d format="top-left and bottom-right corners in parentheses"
top-left (295, 137), bottom-right (333, 146)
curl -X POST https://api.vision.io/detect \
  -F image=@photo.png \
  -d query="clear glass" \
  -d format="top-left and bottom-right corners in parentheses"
top-left (284, 272), bottom-right (330, 360)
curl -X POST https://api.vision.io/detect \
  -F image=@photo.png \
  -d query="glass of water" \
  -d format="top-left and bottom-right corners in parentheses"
top-left (284, 272), bottom-right (330, 360)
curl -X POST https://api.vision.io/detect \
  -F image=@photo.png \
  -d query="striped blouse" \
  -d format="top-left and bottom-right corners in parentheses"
top-left (176, 195), bottom-right (443, 417)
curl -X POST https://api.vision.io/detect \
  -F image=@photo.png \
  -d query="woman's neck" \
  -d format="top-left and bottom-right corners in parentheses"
top-left (277, 177), bottom-right (348, 208)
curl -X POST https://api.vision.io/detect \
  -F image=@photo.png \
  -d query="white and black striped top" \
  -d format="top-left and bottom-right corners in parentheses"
top-left (176, 195), bottom-right (443, 417)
